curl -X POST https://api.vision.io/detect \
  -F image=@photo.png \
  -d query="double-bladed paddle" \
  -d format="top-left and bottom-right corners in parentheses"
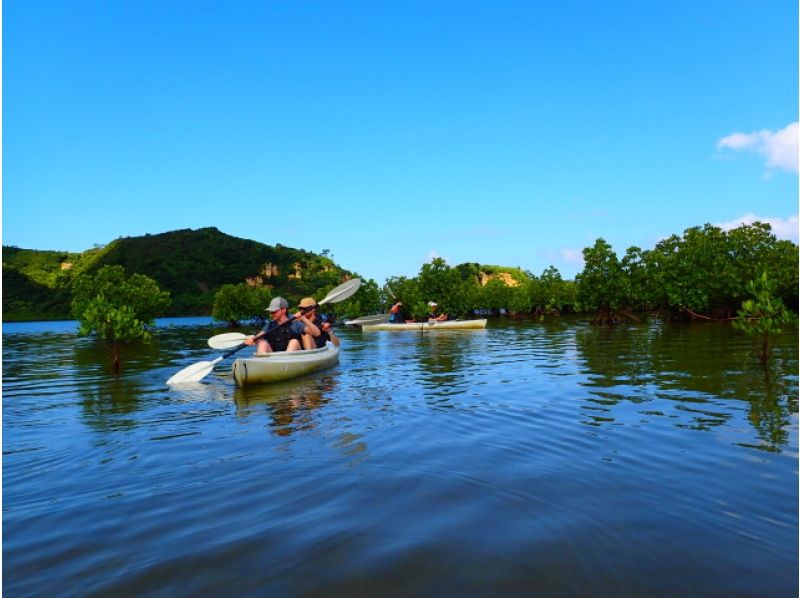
top-left (167, 278), bottom-right (361, 385)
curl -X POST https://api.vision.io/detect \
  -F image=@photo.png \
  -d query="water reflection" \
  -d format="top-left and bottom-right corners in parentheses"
top-left (573, 321), bottom-right (798, 450)
top-left (413, 332), bottom-right (483, 403)
top-left (4, 318), bottom-right (797, 596)
top-left (233, 375), bottom-right (337, 437)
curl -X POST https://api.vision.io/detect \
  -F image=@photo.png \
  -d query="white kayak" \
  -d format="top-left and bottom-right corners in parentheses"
top-left (232, 342), bottom-right (339, 387)
top-left (361, 319), bottom-right (488, 332)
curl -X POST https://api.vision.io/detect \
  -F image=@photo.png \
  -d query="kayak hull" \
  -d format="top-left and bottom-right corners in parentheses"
top-left (232, 342), bottom-right (339, 387)
top-left (361, 319), bottom-right (488, 332)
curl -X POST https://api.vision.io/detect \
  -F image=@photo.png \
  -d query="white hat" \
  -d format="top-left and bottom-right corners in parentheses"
top-left (427, 301), bottom-right (438, 307)
top-left (267, 297), bottom-right (289, 312)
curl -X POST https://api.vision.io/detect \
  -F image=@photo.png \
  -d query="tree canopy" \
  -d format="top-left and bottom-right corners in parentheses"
top-left (71, 265), bottom-right (170, 372)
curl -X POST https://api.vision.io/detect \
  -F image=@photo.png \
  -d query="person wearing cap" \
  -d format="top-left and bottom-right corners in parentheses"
top-left (297, 297), bottom-right (340, 349)
top-left (244, 296), bottom-right (321, 354)
top-left (427, 301), bottom-right (448, 322)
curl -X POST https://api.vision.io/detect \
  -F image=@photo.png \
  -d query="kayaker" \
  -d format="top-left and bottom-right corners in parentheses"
top-left (296, 297), bottom-right (340, 349)
top-left (427, 301), bottom-right (447, 322)
top-left (244, 296), bottom-right (320, 354)
top-left (389, 301), bottom-right (406, 323)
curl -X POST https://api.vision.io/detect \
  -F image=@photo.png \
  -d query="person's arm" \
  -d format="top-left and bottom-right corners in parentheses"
top-left (294, 313), bottom-right (321, 337)
top-left (245, 323), bottom-right (270, 345)
top-left (323, 322), bottom-right (340, 346)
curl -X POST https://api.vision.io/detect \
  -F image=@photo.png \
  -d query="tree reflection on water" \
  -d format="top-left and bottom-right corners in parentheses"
top-left (573, 320), bottom-right (798, 450)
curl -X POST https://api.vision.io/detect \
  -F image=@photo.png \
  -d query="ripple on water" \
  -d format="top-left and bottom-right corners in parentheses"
top-left (3, 319), bottom-right (798, 596)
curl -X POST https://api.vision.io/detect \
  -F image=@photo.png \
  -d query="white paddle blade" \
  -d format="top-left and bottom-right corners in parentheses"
top-left (208, 332), bottom-right (248, 349)
top-left (346, 313), bottom-right (390, 326)
top-left (319, 278), bottom-right (361, 305)
top-left (166, 357), bottom-right (223, 385)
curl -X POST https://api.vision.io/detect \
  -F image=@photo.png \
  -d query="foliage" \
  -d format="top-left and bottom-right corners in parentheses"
top-left (2, 265), bottom-right (73, 320)
top-left (732, 272), bottom-right (797, 366)
top-left (3, 227), bottom-right (357, 320)
top-left (621, 247), bottom-right (651, 313)
top-left (418, 258), bottom-right (476, 318)
top-left (212, 283), bottom-right (273, 327)
top-left (7, 222), bottom-right (796, 327)
top-left (576, 239), bottom-right (628, 322)
top-left (575, 223), bottom-right (799, 324)
top-left (71, 265), bottom-right (171, 372)
top-left (643, 222), bottom-right (798, 318)
top-left (531, 265), bottom-right (575, 314)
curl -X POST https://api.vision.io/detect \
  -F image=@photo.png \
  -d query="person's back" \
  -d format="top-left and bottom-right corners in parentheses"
top-left (389, 301), bottom-right (405, 323)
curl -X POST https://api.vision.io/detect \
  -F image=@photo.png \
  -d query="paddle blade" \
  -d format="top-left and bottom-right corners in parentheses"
top-left (345, 313), bottom-right (390, 326)
top-left (208, 332), bottom-right (248, 349)
top-left (319, 278), bottom-right (361, 305)
top-left (166, 357), bottom-right (223, 385)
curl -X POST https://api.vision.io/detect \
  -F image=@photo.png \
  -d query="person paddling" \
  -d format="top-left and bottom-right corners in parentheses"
top-left (297, 297), bottom-right (340, 349)
top-left (244, 297), bottom-right (320, 354)
top-left (427, 301), bottom-right (447, 322)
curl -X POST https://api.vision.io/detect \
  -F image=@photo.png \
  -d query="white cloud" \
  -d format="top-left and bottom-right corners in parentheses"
top-left (559, 247), bottom-right (585, 265)
top-left (717, 122), bottom-right (799, 173)
top-left (717, 213), bottom-right (799, 242)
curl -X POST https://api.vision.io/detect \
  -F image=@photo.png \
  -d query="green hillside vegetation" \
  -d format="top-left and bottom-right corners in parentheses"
top-left (3, 266), bottom-right (74, 321)
top-left (3, 227), bottom-right (356, 321)
top-left (379, 222), bottom-right (797, 323)
top-left (4, 221), bottom-right (797, 326)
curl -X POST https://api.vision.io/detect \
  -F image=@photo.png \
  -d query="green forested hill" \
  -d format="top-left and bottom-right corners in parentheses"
top-left (3, 227), bottom-right (356, 321)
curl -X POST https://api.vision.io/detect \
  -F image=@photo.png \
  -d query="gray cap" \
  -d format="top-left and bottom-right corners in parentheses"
top-left (267, 297), bottom-right (289, 312)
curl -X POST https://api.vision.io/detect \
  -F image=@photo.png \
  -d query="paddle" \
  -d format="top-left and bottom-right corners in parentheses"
top-left (168, 278), bottom-right (362, 384)
top-left (208, 332), bottom-right (248, 349)
top-left (345, 313), bottom-right (391, 326)
top-left (206, 277), bottom-right (361, 349)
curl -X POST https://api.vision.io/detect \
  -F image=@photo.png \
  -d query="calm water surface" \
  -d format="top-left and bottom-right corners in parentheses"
top-left (3, 317), bottom-right (798, 596)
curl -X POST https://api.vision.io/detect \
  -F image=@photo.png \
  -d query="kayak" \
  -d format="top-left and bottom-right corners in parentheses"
top-left (232, 342), bottom-right (339, 387)
top-left (361, 319), bottom-right (488, 332)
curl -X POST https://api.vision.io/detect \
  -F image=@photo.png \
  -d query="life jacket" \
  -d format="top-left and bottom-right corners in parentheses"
top-left (263, 318), bottom-right (302, 352)
top-left (308, 315), bottom-right (330, 348)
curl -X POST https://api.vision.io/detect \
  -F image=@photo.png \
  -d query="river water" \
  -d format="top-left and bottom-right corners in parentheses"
top-left (3, 317), bottom-right (798, 596)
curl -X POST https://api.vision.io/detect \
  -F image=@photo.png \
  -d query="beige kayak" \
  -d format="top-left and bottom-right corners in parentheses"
top-left (361, 319), bottom-right (488, 332)
top-left (232, 342), bottom-right (339, 387)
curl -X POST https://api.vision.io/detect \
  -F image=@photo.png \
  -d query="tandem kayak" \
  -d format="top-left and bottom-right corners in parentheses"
top-left (361, 319), bottom-right (488, 332)
top-left (232, 342), bottom-right (339, 387)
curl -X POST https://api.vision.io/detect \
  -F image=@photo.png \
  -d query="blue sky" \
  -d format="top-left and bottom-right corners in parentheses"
top-left (4, 1), bottom-right (798, 283)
